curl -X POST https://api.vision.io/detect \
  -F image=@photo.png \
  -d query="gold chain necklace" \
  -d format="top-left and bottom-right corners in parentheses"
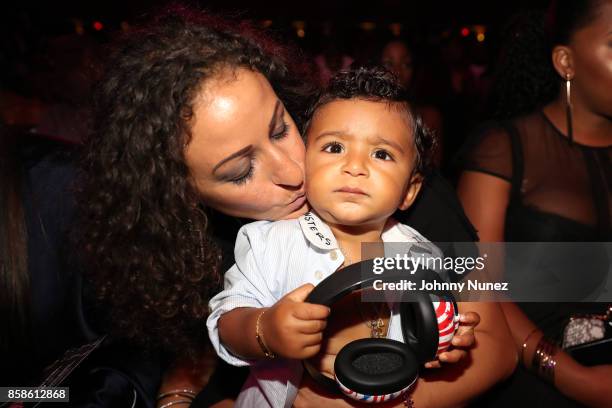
top-left (356, 297), bottom-right (389, 338)
top-left (340, 245), bottom-right (389, 338)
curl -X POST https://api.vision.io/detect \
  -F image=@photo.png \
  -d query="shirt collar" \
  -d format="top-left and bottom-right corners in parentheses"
top-left (383, 218), bottom-right (440, 259)
top-left (298, 211), bottom-right (339, 250)
top-left (298, 212), bottom-right (430, 249)
top-left (382, 218), bottom-right (424, 243)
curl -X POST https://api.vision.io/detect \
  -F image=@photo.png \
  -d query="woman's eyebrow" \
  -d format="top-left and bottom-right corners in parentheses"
top-left (268, 100), bottom-right (283, 134)
top-left (213, 145), bottom-right (253, 174)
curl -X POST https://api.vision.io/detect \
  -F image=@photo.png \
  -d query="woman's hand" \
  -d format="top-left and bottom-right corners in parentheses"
top-left (581, 364), bottom-right (612, 408)
top-left (293, 375), bottom-right (353, 408)
top-left (564, 363), bottom-right (612, 408)
top-left (156, 355), bottom-right (215, 408)
top-left (294, 375), bottom-right (423, 408)
top-left (424, 311), bottom-right (480, 369)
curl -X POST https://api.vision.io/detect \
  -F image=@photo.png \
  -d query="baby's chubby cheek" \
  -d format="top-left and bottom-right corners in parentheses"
top-left (303, 172), bottom-right (333, 218)
top-left (303, 162), bottom-right (321, 204)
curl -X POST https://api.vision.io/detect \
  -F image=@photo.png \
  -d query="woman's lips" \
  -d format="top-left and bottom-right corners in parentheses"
top-left (287, 193), bottom-right (306, 209)
top-left (280, 194), bottom-right (308, 220)
top-left (335, 186), bottom-right (368, 195)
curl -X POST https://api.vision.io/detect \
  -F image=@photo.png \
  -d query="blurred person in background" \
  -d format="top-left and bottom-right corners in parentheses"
top-left (457, 0), bottom-right (612, 406)
top-left (381, 38), bottom-right (444, 166)
top-left (0, 122), bottom-right (161, 406)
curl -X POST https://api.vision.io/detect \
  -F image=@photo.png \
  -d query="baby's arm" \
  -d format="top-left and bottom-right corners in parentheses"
top-left (218, 284), bottom-right (330, 360)
top-left (207, 223), bottom-right (329, 364)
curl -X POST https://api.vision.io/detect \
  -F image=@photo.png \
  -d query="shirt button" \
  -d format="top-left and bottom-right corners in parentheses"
top-left (330, 250), bottom-right (338, 261)
top-left (315, 270), bottom-right (323, 280)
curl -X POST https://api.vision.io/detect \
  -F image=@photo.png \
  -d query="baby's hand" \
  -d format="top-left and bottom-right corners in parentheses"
top-left (262, 284), bottom-right (330, 359)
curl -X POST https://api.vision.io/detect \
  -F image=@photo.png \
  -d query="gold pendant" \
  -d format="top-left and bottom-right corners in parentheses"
top-left (370, 318), bottom-right (385, 338)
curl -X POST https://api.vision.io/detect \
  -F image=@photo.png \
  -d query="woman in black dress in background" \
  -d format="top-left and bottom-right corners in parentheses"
top-left (457, 1), bottom-right (612, 406)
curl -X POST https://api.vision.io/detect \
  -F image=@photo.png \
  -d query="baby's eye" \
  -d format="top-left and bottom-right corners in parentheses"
top-left (373, 149), bottom-right (394, 161)
top-left (322, 142), bottom-right (344, 154)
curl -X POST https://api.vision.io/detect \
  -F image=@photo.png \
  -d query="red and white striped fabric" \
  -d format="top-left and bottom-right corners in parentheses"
top-left (336, 376), bottom-right (414, 404)
top-left (433, 299), bottom-right (460, 354)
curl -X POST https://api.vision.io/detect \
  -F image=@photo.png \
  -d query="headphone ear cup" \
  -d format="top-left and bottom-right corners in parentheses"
top-left (400, 293), bottom-right (440, 364)
top-left (334, 338), bottom-right (418, 400)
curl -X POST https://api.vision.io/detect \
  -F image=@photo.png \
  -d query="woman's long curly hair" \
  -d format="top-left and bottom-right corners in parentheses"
top-left (77, 6), bottom-right (311, 359)
top-left (488, 0), bottom-right (603, 120)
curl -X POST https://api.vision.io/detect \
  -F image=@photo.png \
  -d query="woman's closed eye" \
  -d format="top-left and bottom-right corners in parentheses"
top-left (228, 159), bottom-right (255, 185)
top-left (271, 120), bottom-right (290, 140)
top-left (322, 141), bottom-right (344, 154)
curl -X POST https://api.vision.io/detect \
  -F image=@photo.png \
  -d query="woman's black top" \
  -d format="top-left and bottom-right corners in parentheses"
top-left (461, 112), bottom-right (611, 408)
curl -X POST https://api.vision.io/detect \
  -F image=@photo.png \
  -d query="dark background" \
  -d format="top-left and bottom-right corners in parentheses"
top-left (1, 0), bottom-right (552, 172)
top-left (4, 1), bottom-right (549, 26)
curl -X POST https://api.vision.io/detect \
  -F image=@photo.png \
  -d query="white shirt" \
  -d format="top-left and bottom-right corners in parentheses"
top-left (207, 212), bottom-right (441, 408)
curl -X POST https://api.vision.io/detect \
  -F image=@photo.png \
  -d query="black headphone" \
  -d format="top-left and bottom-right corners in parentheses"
top-left (304, 259), bottom-right (458, 403)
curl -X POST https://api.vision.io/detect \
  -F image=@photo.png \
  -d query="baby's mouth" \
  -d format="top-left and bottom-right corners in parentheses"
top-left (335, 186), bottom-right (368, 196)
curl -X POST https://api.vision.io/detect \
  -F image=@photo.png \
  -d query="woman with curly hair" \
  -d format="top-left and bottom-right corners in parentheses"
top-left (77, 6), bottom-right (515, 407)
top-left (457, 0), bottom-right (612, 407)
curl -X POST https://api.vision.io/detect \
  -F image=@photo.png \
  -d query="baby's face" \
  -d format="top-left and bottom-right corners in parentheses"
top-left (305, 99), bottom-right (420, 228)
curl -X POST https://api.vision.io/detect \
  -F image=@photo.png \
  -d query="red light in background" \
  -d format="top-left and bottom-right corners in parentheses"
top-left (93, 21), bottom-right (103, 31)
top-left (460, 27), bottom-right (470, 37)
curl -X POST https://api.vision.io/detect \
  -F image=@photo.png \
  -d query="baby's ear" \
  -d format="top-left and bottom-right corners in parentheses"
top-left (398, 175), bottom-right (423, 211)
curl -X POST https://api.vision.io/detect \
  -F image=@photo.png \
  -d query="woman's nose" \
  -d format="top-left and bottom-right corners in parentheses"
top-left (269, 149), bottom-right (304, 188)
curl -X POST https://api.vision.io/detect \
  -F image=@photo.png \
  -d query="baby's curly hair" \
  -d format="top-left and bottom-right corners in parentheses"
top-left (303, 67), bottom-right (436, 177)
top-left (77, 6), bottom-right (311, 359)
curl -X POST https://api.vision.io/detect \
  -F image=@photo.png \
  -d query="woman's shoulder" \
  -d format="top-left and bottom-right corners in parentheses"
top-left (464, 111), bottom-right (557, 161)
top-left (469, 119), bottom-right (515, 146)
top-left (456, 119), bottom-right (518, 184)
top-left (511, 111), bottom-right (549, 135)
top-left (471, 110), bottom-right (550, 142)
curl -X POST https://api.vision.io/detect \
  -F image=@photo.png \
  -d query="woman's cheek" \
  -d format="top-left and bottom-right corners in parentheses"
top-left (285, 128), bottom-right (306, 161)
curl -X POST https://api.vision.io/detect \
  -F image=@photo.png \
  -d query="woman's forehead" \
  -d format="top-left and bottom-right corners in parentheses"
top-left (190, 68), bottom-right (279, 159)
top-left (195, 68), bottom-right (273, 118)
top-left (572, 1), bottom-right (612, 40)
